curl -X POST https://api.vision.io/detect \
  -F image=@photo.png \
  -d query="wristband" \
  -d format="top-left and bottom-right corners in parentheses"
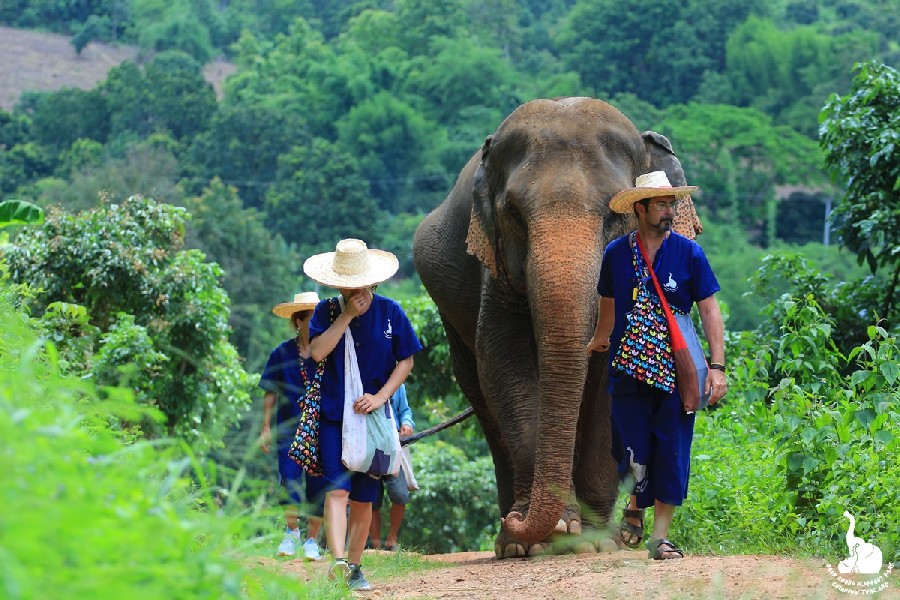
top-left (709, 362), bottom-right (725, 371)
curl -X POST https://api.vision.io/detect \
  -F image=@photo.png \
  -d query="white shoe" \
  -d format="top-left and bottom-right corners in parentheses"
top-left (277, 528), bottom-right (301, 557)
top-left (302, 537), bottom-right (322, 561)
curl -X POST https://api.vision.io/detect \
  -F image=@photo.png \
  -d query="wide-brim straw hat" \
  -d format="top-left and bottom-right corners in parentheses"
top-left (272, 291), bottom-right (321, 318)
top-left (608, 170), bottom-right (699, 214)
top-left (303, 238), bottom-right (399, 290)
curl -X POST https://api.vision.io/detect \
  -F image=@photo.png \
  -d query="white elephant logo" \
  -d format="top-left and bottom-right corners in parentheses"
top-left (838, 511), bottom-right (883, 574)
top-left (626, 447), bottom-right (648, 493)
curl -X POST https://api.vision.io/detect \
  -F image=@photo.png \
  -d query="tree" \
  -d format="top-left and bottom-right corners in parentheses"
top-left (101, 52), bottom-right (216, 141)
top-left (17, 88), bottom-right (110, 151)
top-left (819, 61), bottom-right (900, 321)
top-left (183, 178), bottom-right (298, 368)
top-left (335, 92), bottom-right (444, 213)
top-left (264, 137), bottom-right (384, 257)
top-left (2, 195), bottom-right (254, 449)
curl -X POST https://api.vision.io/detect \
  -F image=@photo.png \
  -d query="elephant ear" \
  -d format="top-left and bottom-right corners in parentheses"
top-left (642, 130), bottom-right (704, 239)
top-left (466, 136), bottom-right (501, 277)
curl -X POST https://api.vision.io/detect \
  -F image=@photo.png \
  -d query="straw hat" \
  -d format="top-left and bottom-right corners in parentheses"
top-left (608, 171), bottom-right (699, 214)
top-left (272, 291), bottom-right (321, 319)
top-left (303, 239), bottom-right (399, 290)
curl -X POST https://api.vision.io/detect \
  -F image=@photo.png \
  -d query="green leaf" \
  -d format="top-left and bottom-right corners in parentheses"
top-left (874, 430), bottom-right (893, 444)
top-left (0, 200), bottom-right (44, 228)
top-left (880, 361), bottom-right (898, 385)
top-left (854, 408), bottom-right (876, 429)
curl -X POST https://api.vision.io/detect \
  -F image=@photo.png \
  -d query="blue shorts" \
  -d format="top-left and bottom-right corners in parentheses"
top-left (318, 419), bottom-right (381, 503)
top-left (611, 382), bottom-right (696, 509)
top-left (373, 468), bottom-right (410, 510)
top-left (277, 443), bottom-right (327, 517)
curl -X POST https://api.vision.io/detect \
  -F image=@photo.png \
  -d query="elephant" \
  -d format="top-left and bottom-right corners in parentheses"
top-left (412, 97), bottom-right (703, 559)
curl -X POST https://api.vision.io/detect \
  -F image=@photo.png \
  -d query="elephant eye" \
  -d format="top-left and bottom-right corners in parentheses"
top-left (504, 199), bottom-right (526, 231)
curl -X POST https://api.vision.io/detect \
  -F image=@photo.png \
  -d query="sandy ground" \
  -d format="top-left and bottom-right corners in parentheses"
top-left (276, 549), bottom-right (899, 600)
top-left (0, 25), bottom-right (234, 110)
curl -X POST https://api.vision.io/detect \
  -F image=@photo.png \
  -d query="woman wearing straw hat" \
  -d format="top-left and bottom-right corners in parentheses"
top-left (259, 291), bottom-right (328, 561)
top-left (304, 239), bottom-right (422, 591)
top-left (587, 171), bottom-right (727, 560)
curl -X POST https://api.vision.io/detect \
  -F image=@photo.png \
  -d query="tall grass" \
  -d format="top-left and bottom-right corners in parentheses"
top-left (0, 287), bottom-right (312, 599)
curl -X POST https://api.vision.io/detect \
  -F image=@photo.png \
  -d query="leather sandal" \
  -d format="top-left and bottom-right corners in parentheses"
top-left (647, 538), bottom-right (684, 560)
top-left (619, 507), bottom-right (644, 549)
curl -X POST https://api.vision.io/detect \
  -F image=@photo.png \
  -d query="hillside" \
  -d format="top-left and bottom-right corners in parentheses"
top-left (0, 26), bottom-right (234, 110)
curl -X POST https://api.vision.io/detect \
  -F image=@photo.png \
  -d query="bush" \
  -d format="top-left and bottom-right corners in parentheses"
top-left (399, 441), bottom-right (498, 553)
top-left (0, 284), bottom-right (307, 599)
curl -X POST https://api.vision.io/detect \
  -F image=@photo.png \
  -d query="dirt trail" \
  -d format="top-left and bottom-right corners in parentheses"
top-left (280, 549), bottom-right (899, 599)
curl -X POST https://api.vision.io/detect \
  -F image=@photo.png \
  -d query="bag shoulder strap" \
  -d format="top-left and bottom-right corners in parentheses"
top-left (636, 233), bottom-right (687, 350)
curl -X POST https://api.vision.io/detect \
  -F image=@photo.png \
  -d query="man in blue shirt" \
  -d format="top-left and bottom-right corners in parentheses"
top-left (588, 171), bottom-right (727, 560)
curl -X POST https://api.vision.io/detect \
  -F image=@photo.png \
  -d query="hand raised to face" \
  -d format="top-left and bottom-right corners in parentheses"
top-left (343, 288), bottom-right (373, 318)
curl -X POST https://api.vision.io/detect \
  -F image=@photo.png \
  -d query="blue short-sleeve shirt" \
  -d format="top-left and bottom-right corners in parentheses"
top-left (597, 232), bottom-right (720, 394)
top-left (259, 339), bottom-right (318, 448)
top-left (309, 294), bottom-right (423, 422)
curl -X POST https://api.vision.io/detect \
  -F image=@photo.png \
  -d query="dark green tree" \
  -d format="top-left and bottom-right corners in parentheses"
top-left (264, 137), bottom-right (384, 257)
top-left (819, 61), bottom-right (900, 321)
top-left (17, 88), bottom-right (110, 151)
top-left (335, 91), bottom-right (444, 213)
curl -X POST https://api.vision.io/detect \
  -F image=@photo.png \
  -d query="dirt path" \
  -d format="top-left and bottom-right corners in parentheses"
top-left (279, 549), bottom-right (899, 599)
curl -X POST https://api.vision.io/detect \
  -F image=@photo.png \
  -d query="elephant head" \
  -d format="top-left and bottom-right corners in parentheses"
top-left (461, 97), bottom-right (702, 544)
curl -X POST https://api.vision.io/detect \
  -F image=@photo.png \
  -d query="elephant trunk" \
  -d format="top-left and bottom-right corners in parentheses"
top-left (504, 211), bottom-right (603, 543)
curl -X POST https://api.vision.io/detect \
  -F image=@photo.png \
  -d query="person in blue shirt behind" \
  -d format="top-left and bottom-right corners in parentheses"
top-left (258, 291), bottom-right (328, 561)
top-left (368, 383), bottom-right (415, 551)
top-left (587, 171), bottom-right (727, 561)
top-left (304, 239), bottom-right (423, 591)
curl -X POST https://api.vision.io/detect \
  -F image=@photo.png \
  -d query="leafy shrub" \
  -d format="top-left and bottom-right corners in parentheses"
top-left (400, 441), bottom-right (498, 553)
top-left (677, 289), bottom-right (899, 563)
top-left (2, 195), bottom-right (254, 451)
top-left (0, 285), bottom-right (307, 600)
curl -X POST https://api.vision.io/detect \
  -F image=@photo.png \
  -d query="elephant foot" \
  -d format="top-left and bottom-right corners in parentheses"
top-left (494, 507), bottom-right (595, 559)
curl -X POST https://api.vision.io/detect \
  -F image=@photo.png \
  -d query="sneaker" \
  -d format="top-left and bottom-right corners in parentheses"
top-left (328, 558), bottom-right (350, 584)
top-left (347, 564), bottom-right (372, 591)
top-left (302, 537), bottom-right (322, 561)
top-left (277, 528), bottom-right (301, 557)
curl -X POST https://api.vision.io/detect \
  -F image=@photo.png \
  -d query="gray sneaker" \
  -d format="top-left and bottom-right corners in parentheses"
top-left (328, 558), bottom-right (350, 584)
top-left (347, 564), bottom-right (372, 591)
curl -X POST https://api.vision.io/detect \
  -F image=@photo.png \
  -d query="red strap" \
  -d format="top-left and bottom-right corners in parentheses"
top-left (635, 233), bottom-right (688, 351)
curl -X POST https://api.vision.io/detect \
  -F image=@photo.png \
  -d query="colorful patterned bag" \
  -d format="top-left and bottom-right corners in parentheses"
top-left (611, 231), bottom-right (676, 392)
top-left (288, 300), bottom-right (335, 477)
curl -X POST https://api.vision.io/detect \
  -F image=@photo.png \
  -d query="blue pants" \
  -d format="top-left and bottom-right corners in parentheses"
top-left (317, 419), bottom-right (381, 503)
top-left (277, 444), bottom-right (327, 517)
top-left (373, 467), bottom-right (410, 510)
top-left (611, 383), bottom-right (696, 509)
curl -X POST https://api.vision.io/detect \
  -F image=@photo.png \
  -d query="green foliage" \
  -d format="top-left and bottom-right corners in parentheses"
top-left (820, 61), bottom-right (900, 323)
top-left (265, 137), bottom-right (385, 257)
top-left (0, 288), bottom-right (309, 599)
top-left (18, 88), bottom-right (110, 151)
top-left (709, 17), bottom-right (880, 135)
top-left (101, 51), bottom-right (217, 141)
top-left (2, 195), bottom-right (254, 450)
top-left (653, 103), bottom-right (825, 242)
top-left (751, 251), bottom-right (891, 357)
top-left (183, 178), bottom-right (297, 369)
top-left (0, 199), bottom-right (44, 228)
top-left (336, 91), bottom-right (446, 213)
top-left (677, 276), bottom-right (899, 561)
top-left (401, 441), bottom-right (499, 553)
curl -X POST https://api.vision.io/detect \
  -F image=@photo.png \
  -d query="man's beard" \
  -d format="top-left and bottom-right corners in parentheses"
top-left (653, 218), bottom-right (673, 233)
